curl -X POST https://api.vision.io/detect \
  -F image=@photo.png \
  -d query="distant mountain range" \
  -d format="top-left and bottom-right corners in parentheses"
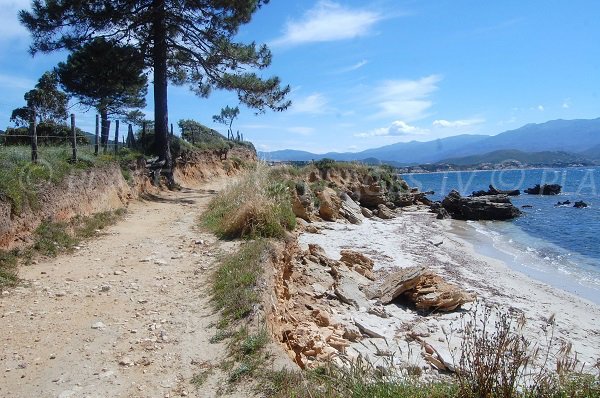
top-left (260, 118), bottom-right (600, 166)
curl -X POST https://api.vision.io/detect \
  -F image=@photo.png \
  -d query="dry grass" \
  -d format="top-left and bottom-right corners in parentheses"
top-left (202, 164), bottom-right (296, 239)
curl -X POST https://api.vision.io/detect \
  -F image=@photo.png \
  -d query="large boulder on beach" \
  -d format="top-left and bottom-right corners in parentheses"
top-left (366, 266), bottom-right (475, 312)
top-left (441, 190), bottom-right (521, 221)
top-left (525, 184), bottom-right (562, 195)
top-left (317, 187), bottom-right (341, 221)
top-left (338, 192), bottom-right (364, 224)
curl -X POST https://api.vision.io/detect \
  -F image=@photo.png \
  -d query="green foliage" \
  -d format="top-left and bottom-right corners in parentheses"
top-left (178, 119), bottom-right (229, 150)
top-left (3, 123), bottom-right (90, 146)
top-left (211, 240), bottom-right (267, 322)
top-left (56, 38), bottom-right (147, 117)
top-left (213, 105), bottom-right (240, 140)
top-left (0, 146), bottom-right (136, 215)
top-left (203, 165), bottom-right (296, 239)
top-left (33, 210), bottom-right (126, 257)
top-left (0, 251), bottom-right (19, 288)
top-left (11, 71), bottom-right (68, 126)
top-left (314, 158), bottom-right (337, 170)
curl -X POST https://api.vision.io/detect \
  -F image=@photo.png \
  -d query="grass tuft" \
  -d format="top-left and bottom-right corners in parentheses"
top-left (202, 164), bottom-right (296, 239)
top-left (211, 239), bottom-right (268, 322)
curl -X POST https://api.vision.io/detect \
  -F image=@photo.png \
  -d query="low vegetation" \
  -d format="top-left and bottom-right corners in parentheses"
top-left (0, 209), bottom-right (125, 288)
top-left (0, 146), bottom-right (141, 215)
top-left (202, 165), bottom-right (296, 239)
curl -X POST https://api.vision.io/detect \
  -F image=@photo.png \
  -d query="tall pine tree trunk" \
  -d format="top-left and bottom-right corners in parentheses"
top-left (152, 0), bottom-right (174, 188)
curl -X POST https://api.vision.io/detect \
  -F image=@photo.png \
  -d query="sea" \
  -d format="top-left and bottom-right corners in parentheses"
top-left (402, 167), bottom-right (600, 304)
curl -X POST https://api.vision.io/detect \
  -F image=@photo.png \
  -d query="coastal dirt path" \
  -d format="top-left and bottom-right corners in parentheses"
top-left (0, 178), bottom-right (252, 398)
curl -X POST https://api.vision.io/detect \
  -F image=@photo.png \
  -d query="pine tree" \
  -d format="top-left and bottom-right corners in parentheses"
top-left (55, 38), bottom-right (148, 152)
top-left (20, 1), bottom-right (290, 187)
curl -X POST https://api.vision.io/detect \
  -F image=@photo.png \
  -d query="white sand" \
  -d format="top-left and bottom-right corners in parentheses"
top-left (299, 207), bottom-right (600, 372)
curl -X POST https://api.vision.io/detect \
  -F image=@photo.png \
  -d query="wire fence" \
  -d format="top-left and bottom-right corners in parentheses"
top-left (0, 112), bottom-right (147, 163)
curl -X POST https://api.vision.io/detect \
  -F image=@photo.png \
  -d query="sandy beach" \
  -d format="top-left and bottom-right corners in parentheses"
top-left (297, 206), bottom-right (600, 374)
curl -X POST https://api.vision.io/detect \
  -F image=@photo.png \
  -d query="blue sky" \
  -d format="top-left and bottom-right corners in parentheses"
top-left (1, 0), bottom-right (599, 153)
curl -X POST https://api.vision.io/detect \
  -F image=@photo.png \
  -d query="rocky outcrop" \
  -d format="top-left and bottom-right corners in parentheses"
top-left (441, 190), bottom-right (521, 221)
top-left (375, 204), bottom-right (395, 219)
top-left (339, 249), bottom-right (375, 280)
top-left (356, 183), bottom-right (387, 208)
top-left (471, 185), bottom-right (520, 197)
top-left (338, 193), bottom-right (364, 225)
top-left (574, 201), bottom-right (588, 208)
top-left (366, 266), bottom-right (475, 312)
top-left (292, 191), bottom-right (315, 221)
top-left (317, 187), bottom-right (341, 221)
top-left (525, 184), bottom-right (562, 195)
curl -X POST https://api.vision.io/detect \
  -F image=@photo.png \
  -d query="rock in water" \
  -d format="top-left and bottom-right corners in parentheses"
top-left (525, 184), bottom-right (562, 195)
top-left (471, 185), bottom-right (520, 197)
top-left (441, 190), bottom-right (521, 221)
top-left (573, 201), bottom-right (588, 208)
top-left (366, 266), bottom-right (475, 312)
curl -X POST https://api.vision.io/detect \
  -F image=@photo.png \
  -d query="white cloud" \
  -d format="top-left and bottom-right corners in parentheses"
top-left (537, 105), bottom-right (545, 112)
top-left (354, 120), bottom-right (428, 138)
top-left (271, 1), bottom-right (382, 47)
top-left (0, 0), bottom-right (30, 40)
top-left (290, 93), bottom-right (329, 114)
top-left (338, 59), bottom-right (368, 73)
top-left (432, 118), bottom-right (485, 128)
top-left (371, 75), bottom-right (442, 121)
top-left (562, 98), bottom-right (571, 109)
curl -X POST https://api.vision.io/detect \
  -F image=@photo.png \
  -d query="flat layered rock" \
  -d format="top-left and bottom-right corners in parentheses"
top-left (366, 266), bottom-right (474, 312)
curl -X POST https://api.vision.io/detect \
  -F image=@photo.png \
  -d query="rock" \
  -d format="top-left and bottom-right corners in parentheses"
top-left (342, 324), bottom-right (362, 342)
top-left (574, 201), bottom-right (588, 208)
top-left (339, 193), bottom-right (364, 224)
top-left (441, 190), bottom-right (521, 221)
top-left (194, 239), bottom-right (205, 245)
top-left (91, 321), bottom-right (106, 330)
top-left (339, 250), bottom-right (375, 281)
top-left (522, 205), bottom-right (533, 208)
top-left (361, 207), bottom-right (374, 218)
top-left (366, 266), bottom-right (474, 312)
top-left (119, 356), bottom-right (135, 366)
top-left (100, 285), bottom-right (111, 292)
top-left (376, 204), bottom-right (395, 220)
top-left (318, 187), bottom-right (341, 221)
top-left (354, 319), bottom-right (386, 339)
top-left (292, 191), bottom-right (314, 221)
top-left (357, 183), bottom-right (387, 208)
top-left (436, 208), bottom-right (450, 219)
top-left (525, 184), bottom-right (562, 195)
top-left (471, 185), bottom-right (520, 197)
top-left (555, 200), bottom-right (571, 207)
top-left (55, 291), bottom-right (67, 297)
top-left (334, 275), bottom-right (370, 310)
top-left (312, 309), bottom-right (330, 327)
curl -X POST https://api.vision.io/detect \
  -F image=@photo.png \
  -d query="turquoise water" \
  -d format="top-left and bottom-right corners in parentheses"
top-left (403, 167), bottom-right (600, 303)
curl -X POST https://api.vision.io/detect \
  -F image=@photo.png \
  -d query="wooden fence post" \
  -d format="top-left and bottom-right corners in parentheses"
top-left (94, 114), bottom-right (100, 156)
top-left (114, 120), bottom-right (120, 155)
top-left (170, 123), bottom-right (174, 137)
top-left (30, 108), bottom-right (38, 163)
top-left (70, 113), bottom-right (77, 162)
top-left (104, 120), bottom-right (111, 154)
top-left (142, 122), bottom-right (146, 155)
